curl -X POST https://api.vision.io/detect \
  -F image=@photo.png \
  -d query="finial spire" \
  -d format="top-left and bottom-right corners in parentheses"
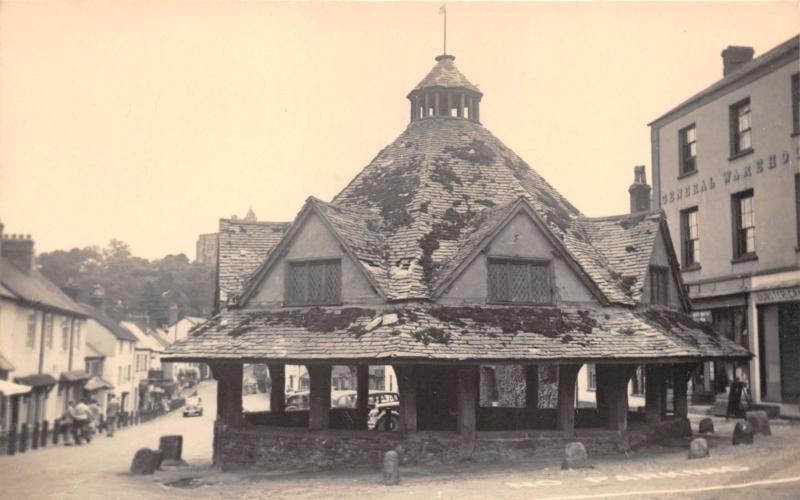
top-left (439, 4), bottom-right (447, 55)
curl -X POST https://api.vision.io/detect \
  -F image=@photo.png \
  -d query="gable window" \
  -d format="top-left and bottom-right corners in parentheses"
top-left (792, 73), bottom-right (799, 136)
top-left (26, 313), bottom-right (37, 348)
top-left (286, 259), bottom-right (342, 306)
top-left (680, 207), bottom-right (700, 269)
top-left (729, 98), bottom-right (752, 157)
top-left (678, 124), bottom-right (697, 176)
top-left (487, 258), bottom-right (551, 305)
top-left (732, 189), bottom-right (756, 260)
top-left (649, 266), bottom-right (670, 306)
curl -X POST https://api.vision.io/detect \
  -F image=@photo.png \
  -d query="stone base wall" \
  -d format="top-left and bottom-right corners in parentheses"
top-left (214, 424), bottom-right (626, 471)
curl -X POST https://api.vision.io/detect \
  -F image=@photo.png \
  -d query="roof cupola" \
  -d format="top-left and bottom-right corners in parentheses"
top-left (407, 54), bottom-right (483, 124)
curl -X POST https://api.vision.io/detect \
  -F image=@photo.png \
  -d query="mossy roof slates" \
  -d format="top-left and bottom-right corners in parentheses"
top-left (164, 306), bottom-right (750, 362)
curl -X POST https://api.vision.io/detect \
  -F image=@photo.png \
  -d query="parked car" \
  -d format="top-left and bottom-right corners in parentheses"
top-left (285, 391), bottom-right (310, 411)
top-left (182, 396), bottom-right (203, 417)
top-left (367, 391), bottom-right (399, 431)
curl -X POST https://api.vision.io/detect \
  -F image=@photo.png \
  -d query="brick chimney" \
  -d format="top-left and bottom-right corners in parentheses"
top-left (1, 233), bottom-right (35, 274)
top-left (721, 46), bottom-right (754, 77)
top-left (629, 166), bottom-right (652, 213)
top-left (88, 284), bottom-right (106, 313)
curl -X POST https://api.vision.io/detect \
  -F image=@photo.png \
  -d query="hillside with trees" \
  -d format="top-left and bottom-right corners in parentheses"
top-left (37, 239), bottom-right (214, 326)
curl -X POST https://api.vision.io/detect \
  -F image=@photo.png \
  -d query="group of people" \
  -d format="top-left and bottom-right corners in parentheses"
top-left (62, 394), bottom-right (122, 445)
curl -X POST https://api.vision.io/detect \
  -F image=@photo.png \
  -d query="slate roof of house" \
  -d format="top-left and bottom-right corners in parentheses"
top-left (164, 305), bottom-right (750, 362)
top-left (411, 55), bottom-right (481, 95)
top-left (121, 321), bottom-right (164, 352)
top-left (0, 257), bottom-right (87, 317)
top-left (79, 303), bottom-right (138, 342)
top-left (218, 218), bottom-right (290, 304)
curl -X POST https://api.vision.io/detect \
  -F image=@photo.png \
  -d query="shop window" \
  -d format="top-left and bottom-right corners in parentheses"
top-left (732, 189), bottom-right (756, 259)
top-left (488, 258), bottom-right (551, 305)
top-left (649, 266), bottom-right (670, 306)
top-left (586, 364), bottom-right (596, 391)
top-left (678, 124), bottom-right (697, 175)
top-left (729, 98), bottom-right (752, 157)
top-left (680, 207), bottom-right (700, 268)
top-left (286, 259), bottom-right (341, 306)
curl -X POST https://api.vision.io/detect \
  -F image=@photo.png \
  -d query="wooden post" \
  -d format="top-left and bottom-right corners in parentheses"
top-left (603, 365), bottom-right (636, 431)
top-left (308, 365), bottom-right (332, 430)
top-left (525, 364), bottom-right (539, 410)
top-left (457, 365), bottom-right (478, 456)
top-left (356, 365), bottom-right (370, 429)
top-left (474, 100), bottom-right (480, 122)
top-left (394, 365), bottom-right (417, 434)
top-left (557, 364), bottom-right (581, 438)
top-left (212, 363), bottom-right (243, 428)
top-left (645, 364), bottom-right (664, 424)
top-left (267, 363), bottom-right (286, 414)
top-left (673, 364), bottom-right (691, 418)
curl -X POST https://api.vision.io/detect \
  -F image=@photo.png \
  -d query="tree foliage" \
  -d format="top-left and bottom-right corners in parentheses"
top-left (38, 240), bottom-right (214, 327)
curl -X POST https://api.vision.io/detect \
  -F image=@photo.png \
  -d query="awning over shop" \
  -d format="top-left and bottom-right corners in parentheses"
top-left (0, 379), bottom-right (32, 396)
top-left (0, 352), bottom-right (15, 372)
top-left (84, 376), bottom-right (114, 392)
top-left (15, 373), bottom-right (58, 388)
top-left (59, 370), bottom-right (91, 383)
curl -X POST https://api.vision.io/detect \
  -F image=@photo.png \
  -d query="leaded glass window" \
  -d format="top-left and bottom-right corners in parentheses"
top-left (488, 258), bottom-right (551, 305)
top-left (286, 259), bottom-right (342, 306)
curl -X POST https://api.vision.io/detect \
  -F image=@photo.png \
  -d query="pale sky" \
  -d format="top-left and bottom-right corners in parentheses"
top-left (1, 1), bottom-right (798, 259)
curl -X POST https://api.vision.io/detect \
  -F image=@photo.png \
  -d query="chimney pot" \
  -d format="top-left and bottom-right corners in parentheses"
top-left (721, 46), bottom-right (754, 77)
top-left (628, 165), bottom-right (652, 214)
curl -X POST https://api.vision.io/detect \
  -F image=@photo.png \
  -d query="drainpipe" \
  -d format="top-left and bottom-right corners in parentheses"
top-left (37, 312), bottom-right (47, 374)
top-left (68, 318), bottom-right (75, 371)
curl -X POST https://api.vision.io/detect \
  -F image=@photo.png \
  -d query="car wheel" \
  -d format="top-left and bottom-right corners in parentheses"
top-left (377, 414), bottom-right (400, 432)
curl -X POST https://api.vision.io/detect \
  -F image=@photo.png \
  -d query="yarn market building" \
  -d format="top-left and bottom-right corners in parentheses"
top-left (165, 53), bottom-right (749, 469)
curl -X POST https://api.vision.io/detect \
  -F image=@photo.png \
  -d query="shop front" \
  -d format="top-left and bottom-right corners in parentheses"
top-left (754, 285), bottom-right (800, 405)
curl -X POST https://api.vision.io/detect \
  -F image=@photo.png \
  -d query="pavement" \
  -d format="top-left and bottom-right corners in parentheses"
top-left (2, 380), bottom-right (799, 499)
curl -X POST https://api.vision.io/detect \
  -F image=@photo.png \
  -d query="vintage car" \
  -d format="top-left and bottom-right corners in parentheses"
top-left (285, 391), bottom-right (310, 411)
top-left (182, 396), bottom-right (203, 417)
top-left (366, 391), bottom-right (400, 431)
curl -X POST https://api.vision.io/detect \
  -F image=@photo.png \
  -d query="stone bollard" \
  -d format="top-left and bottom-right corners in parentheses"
top-left (41, 420), bottom-right (49, 448)
top-left (130, 448), bottom-right (164, 475)
top-left (159, 435), bottom-right (185, 466)
top-left (688, 438), bottom-right (709, 459)
top-left (383, 450), bottom-right (400, 485)
top-left (19, 424), bottom-right (29, 453)
top-left (31, 421), bottom-right (40, 450)
top-left (698, 417), bottom-right (715, 434)
top-left (745, 411), bottom-right (771, 436)
top-left (732, 421), bottom-right (754, 445)
top-left (53, 419), bottom-right (60, 445)
top-left (562, 442), bottom-right (590, 470)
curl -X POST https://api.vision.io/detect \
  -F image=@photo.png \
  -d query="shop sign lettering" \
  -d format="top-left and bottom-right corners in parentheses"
top-left (662, 147), bottom-right (798, 206)
top-left (754, 286), bottom-right (800, 304)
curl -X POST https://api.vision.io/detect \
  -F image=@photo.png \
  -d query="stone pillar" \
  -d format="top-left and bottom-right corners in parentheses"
top-left (456, 365), bottom-right (478, 456)
top-left (673, 364), bottom-right (692, 419)
top-left (356, 365), bottom-right (370, 429)
top-left (525, 364), bottom-right (539, 410)
top-left (603, 365), bottom-right (636, 431)
top-left (467, 95), bottom-right (473, 120)
top-left (394, 365), bottom-right (417, 434)
top-left (645, 364), bottom-right (664, 424)
top-left (211, 362), bottom-right (243, 428)
top-left (558, 364), bottom-right (581, 438)
top-left (267, 363), bottom-right (286, 414)
top-left (308, 364), bottom-right (332, 430)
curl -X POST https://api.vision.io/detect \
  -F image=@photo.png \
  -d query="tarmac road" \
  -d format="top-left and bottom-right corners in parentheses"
top-left (1, 380), bottom-right (798, 500)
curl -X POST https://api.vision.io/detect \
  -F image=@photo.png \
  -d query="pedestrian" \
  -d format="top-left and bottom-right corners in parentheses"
top-left (62, 402), bottom-right (76, 446)
top-left (88, 399), bottom-right (101, 437)
top-left (66, 400), bottom-right (82, 445)
top-left (74, 399), bottom-right (92, 444)
top-left (106, 395), bottom-right (120, 437)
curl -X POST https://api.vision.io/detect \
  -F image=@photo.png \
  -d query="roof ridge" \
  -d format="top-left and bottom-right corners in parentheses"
top-left (578, 209), bottom-right (663, 222)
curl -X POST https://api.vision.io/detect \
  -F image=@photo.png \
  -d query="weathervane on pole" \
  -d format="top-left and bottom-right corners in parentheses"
top-left (439, 4), bottom-right (447, 55)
